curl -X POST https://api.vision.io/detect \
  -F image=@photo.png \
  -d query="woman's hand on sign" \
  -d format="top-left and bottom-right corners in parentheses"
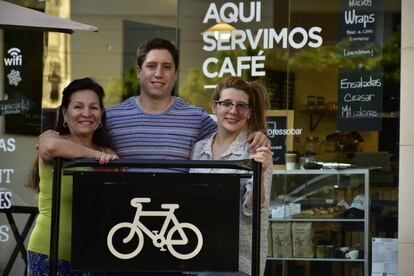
top-left (95, 149), bottom-right (119, 165)
top-left (247, 131), bottom-right (271, 153)
top-left (251, 146), bottom-right (272, 170)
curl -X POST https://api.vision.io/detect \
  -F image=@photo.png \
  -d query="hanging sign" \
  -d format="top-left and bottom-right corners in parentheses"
top-left (338, 0), bottom-right (384, 59)
top-left (3, 30), bottom-right (43, 135)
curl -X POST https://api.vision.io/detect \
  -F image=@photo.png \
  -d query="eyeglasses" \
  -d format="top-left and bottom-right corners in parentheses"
top-left (215, 100), bottom-right (251, 116)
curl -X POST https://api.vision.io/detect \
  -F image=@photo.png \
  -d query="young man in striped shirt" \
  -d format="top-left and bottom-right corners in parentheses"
top-left (105, 38), bottom-right (269, 171)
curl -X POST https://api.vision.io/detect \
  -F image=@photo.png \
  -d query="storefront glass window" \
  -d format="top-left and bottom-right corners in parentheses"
top-left (0, 0), bottom-right (401, 274)
top-left (178, 0), bottom-right (400, 275)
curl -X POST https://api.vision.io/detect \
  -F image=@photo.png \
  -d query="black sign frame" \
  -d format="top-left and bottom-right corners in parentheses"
top-left (50, 158), bottom-right (262, 276)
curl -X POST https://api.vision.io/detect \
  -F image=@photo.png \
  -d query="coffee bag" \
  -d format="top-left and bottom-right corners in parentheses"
top-left (271, 222), bottom-right (292, 258)
top-left (292, 222), bottom-right (314, 257)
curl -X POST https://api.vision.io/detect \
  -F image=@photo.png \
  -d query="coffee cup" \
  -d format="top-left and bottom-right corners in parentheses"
top-left (339, 246), bottom-right (350, 253)
top-left (325, 245), bottom-right (334, 258)
top-left (316, 245), bottom-right (325, 258)
top-left (345, 249), bottom-right (359, 259)
top-left (285, 152), bottom-right (297, 170)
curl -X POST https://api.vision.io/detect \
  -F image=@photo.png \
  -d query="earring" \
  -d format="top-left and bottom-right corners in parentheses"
top-left (98, 122), bottom-right (103, 128)
top-left (63, 121), bottom-right (68, 127)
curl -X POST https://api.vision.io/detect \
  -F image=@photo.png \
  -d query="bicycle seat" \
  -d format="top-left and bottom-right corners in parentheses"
top-left (161, 204), bottom-right (179, 210)
top-left (130, 197), bottom-right (151, 207)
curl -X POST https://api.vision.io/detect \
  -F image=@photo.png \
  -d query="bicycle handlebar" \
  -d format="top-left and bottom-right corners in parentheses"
top-left (131, 197), bottom-right (151, 206)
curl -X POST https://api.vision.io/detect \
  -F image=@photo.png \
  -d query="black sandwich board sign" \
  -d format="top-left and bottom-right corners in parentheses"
top-left (49, 159), bottom-right (263, 275)
top-left (71, 171), bottom-right (240, 272)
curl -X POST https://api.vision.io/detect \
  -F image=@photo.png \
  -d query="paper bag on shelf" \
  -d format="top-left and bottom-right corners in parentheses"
top-left (292, 222), bottom-right (314, 258)
top-left (271, 222), bottom-right (292, 258)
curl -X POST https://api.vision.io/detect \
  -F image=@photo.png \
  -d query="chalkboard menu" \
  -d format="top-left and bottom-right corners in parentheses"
top-left (337, 68), bottom-right (383, 131)
top-left (338, 0), bottom-right (384, 59)
top-left (337, 0), bottom-right (384, 131)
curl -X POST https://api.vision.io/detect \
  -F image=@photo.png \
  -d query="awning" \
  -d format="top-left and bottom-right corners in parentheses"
top-left (0, 0), bottom-right (98, 34)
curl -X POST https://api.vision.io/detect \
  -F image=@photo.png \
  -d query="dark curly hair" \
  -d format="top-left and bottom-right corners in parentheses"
top-left (28, 77), bottom-right (109, 192)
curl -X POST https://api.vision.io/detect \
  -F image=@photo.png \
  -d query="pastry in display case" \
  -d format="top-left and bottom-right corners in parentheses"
top-left (292, 206), bottom-right (344, 218)
top-left (266, 168), bottom-right (369, 276)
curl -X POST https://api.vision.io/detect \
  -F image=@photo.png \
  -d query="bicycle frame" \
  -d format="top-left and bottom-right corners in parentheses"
top-left (126, 203), bottom-right (188, 246)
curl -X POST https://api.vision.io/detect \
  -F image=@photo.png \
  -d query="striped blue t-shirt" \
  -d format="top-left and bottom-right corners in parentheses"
top-left (106, 96), bottom-right (217, 171)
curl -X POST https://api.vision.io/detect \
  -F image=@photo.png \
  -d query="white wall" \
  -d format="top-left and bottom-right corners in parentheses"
top-left (0, 27), bottom-right (38, 274)
top-left (398, 0), bottom-right (414, 275)
top-left (70, 0), bottom-right (177, 103)
top-left (0, 134), bottom-right (37, 275)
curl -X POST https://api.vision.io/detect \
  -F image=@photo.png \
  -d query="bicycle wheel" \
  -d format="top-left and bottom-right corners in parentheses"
top-left (107, 222), bottom-right (144, 259)
top-left (166, 222), bottom-right (203, 260)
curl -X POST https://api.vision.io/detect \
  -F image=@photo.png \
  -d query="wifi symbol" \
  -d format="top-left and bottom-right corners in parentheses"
top-left (7, 48), bottom-right (21, 56)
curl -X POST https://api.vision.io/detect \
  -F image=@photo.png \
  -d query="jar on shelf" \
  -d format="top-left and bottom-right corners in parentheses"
top-left (303, 136), bottom-right (321, 157)
top-left (317, 96), bottom-right (326, 110)
top-left (307, 95), bottom-right (316, 110)
top-left (293, 136), bottom-right (302, 155)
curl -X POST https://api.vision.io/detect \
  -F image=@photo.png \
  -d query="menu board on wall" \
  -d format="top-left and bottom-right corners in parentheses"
top-left (338, 0), bottom-right (384, 59)
top-left (337, 68), bottom-right (383, 131)
top-left (2, 30), bottom-right (43, 135)
top-left (337, 0), bottom-right (384, 131)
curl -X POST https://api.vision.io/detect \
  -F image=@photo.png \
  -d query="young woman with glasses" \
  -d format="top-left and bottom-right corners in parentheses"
top-left (190, 76), bottom-right (272, 276)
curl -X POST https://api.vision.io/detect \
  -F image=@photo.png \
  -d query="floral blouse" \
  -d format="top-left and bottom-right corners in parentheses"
top-left (190, 131), bottom-right (272, 276)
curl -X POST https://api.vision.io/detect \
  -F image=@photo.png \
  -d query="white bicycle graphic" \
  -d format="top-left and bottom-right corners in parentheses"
top-left (107, 197), bottom-right (203, 260)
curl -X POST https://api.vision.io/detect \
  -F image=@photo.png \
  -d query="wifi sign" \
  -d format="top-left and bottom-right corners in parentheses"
top-left (4, 47), bottom-right (22, 66)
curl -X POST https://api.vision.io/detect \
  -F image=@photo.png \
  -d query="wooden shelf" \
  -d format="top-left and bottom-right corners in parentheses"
top-left (267, 257), bottom-right (364, 262)
top-left (270, 218), bottom-right (364, 222)
top-left (301, 106), bottom-right (336, 131)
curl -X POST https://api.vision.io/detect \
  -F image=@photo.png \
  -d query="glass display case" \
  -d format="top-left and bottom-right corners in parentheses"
top-left (267, 169), bottom-right (369, 276)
